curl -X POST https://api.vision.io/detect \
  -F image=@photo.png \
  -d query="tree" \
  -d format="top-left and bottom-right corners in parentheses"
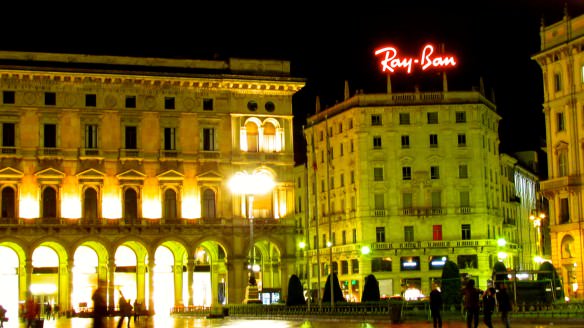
top-left (286, 274), bottom-right (306, 306)
top-left (361, 274), bottom-right (380, 302)
top-left (441, 260), bottom-right (461, 308)
top-left (538, 261), bottom-right (564, 301)
top-left (492, 261), bottom-right (508, 287)
top-left (322, 273), bottom-right (345, 303)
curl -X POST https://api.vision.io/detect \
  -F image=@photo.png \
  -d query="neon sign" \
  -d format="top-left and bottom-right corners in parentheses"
top-left (374, 44), bottom-right (457, 74)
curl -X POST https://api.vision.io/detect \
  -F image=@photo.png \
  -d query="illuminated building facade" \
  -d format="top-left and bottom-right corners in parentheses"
top-left (0, 51), bottom-right (304, 316)
top-left (532, 11), bottom-right (584, 299)
top-left (298, 85), bottom-right (513, 301)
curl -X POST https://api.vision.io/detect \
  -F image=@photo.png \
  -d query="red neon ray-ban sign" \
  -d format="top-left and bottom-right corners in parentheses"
top-left (374, 44), bottom-right (457, 74)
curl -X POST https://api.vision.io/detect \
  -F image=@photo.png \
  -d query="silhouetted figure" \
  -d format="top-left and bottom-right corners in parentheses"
top-left (92, 282), bottom-right (107, 328)
top-left (497, 283), bottom-right (513, 328)
top-left (483, 287), bottom-right (497, 328)
top-left (117, 295), bottom-right (133, 328)
top-left (462, 279), bottom-right (480, 328)
top-left (429, 282), bottom-right (443, 328)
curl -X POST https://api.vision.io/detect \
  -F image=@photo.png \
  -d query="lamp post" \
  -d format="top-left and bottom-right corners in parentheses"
top-left (228, 170), bottom-right (275, 304)
top-left (530, 211), bottom-right (545, 257)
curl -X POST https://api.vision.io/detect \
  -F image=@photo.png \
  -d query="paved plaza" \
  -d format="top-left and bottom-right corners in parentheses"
top-left (3, 315), bottom-right (584, 328)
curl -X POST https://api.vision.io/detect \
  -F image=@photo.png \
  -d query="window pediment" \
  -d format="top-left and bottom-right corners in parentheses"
top-left (157, 170), bottom-right (184, 181)
top-left (554, 141), bottom-right (569, 152)
top-left (197, 170), bottom-right (223, 181)
top-left (117, 169), bottom-right (145, 185)
top-left (35, 168), bottom-right (65, 182)
top-left (0, 167), bottom-right (23, 180)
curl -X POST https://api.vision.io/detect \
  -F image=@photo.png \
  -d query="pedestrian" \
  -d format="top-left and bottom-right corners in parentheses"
top-left (429, 282), bottom-right (442, 328)
top-left (0, 304), bottom-right (7, 328)
top-left (133, 300), bottom-right (140, 323)
top-left (117, 295), bottom-right (133, 328)
top-left (462, 279), bottom-right (480, 328)
top-left (482, 287), bottom-right (497, 328)
top-left (92, 281), bottom-right (107, 328)
top-left (497, 283), bottom-right (513, 328)
top-left (24, 294), bottom-right (38, 328)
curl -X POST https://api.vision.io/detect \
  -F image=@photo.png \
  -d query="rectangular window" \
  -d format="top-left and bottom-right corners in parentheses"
top-left (429, 255), bottom-right (447, 270)
top-left (349, 119), bottom-right (353, 129)
top-left (2, 123), bottom-right (15, 148)
top-left (402, 193), bottom-right (412, 209)
top-left (352, 228), bottom-right (357, 243)
top-left (164, 127), bottom-right (176, 150)
top-left (373, 136), bottom-right (382, 149)
top-left (125, 126), bottom-right (137, 149)
top-left (459, 164), bottom-right (468, 178)
top-left (374, 193), bottom-right (384, 211)
top-left (203, 128), bottom-right (215, 151)
top-left (371, 257), bottom-right (392, 272)
top-left (376, 227), bottom-right (385, 242)
top-left (85, 124), bottom-right (98, 149)
top-left (332, 232), bottom-right (336, 246)
top-left (330, 176), bottom-right (334, 189)
top-left (457, 133), bottom-right (466, 146)
top-left (430, 166), bottom-right (440, 179)
top-left (351, 259), bottom-right (359, 274)
top-left (350, 140), bottom-right (354, 152)
top-left (371, 114), bottom-right (382, 126)
top-left (457, 254), bottom-right (478, 269)
top-left (560, 197), bottom-right (569, 223)
top-left (203, 98), bottom-right (214, 111)
top-left (404, 226), bottom-right (414, 242)
top-left (2, 91), bottom-right (15, 104)
top-left (45, 92), bottom-right (56, 106)
top-left (164, 97), bottom-right (175, 110)
top-left (125, 96), bottom-right (136, 108)
top-left (461, 224), bottom-right (471, 240)
top-left (338, 123), bottom-right (342, 133)
top-left (460, 191), bottom-right (470, 207)
top-left (341, 260), bottom-right (349, 275)
top-left (340, 174), bottom-right (345, 187)
top-left (44, 124), bottom-right (57, 148)
top-left (399, 113), bottom-right (410, 125)
top-left (350, 171), bottom-right (355, 184)
top-left (340, 143), bottom-right (344, 156)
top-left (401, 135), bottom-right (410, 148)
top-left (554, 73), bottom-right (562, 92)
top-left (85, 94), bottom-right (97, 107)
top-left (431, 191), bottom-right (441, 208)
top-left (430, 134), bottom-right (438, 148)
top-left (556, 113), bottom-right (565, 132)
top-left (373, 167), bottom-right (384, 181)
top-left (402, 166), bottom-right (412, 180)
top-left (427, 112), bottom-right (438, 124)
top-left (342, 231), bottom-right (346, 245)
top-left (400, 256), bottom-right (420, 271)
top-left (455, 111), bottom-right (466, 123)
top-left (433, 225), bottom-right (442, 240)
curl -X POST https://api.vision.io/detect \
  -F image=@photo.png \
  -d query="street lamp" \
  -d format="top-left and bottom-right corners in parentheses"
top-left (228, 170), bottom-right (275, 304)
top-left (530, 211), bottom-right (545, 256)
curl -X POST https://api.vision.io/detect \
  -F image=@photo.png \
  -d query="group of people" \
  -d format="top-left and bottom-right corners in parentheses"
top-left (91, 280), bottom-right (146, 328)
top-left (429, 279), bottom-right (513, 328)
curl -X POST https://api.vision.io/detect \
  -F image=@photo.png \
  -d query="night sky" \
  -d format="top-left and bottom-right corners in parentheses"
top-left (1, 1), bottom-right (583, 172)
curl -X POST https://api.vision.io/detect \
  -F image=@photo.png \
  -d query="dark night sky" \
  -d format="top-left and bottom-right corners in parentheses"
top-left (1, 1), bottom-right (583, 171)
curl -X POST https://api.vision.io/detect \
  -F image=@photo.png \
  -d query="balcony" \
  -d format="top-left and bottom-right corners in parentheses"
top-left (541, 176), bottom-right (583, 192)
top-left (370, 239), bottom-right (518, 251)
top-left (159, 150), bottom-right (180, 161)
top-left (37, 147), bottom-right (63, 160)
top-left (401, 207), bottom-right (446, 216)
top-left (79, 148), bottom-right (103, 160)
top-left (0, 147), bottom-right (18, 157)
top-left (199, 151), bottom-right (221, 160)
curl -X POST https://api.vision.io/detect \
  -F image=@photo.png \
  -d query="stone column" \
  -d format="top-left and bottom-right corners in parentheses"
top-left (136, 260), bottom-right (146, 305)
top-left (148, 261), bottom-right (155, 313)
top-left (186, 257), bottom-right (195, 306)
top-left (24, 258), bottom-right (32, 299)
top-left (174, 264), bottom-right (183, 306)
top-left (107, 258), bottom-right (115, 312)
top-left (65, 258), bottom-right (74, 313)
top-left (228, 257), bottom-right (245, 304)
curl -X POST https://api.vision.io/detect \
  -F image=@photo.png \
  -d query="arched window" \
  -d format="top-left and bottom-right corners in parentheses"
top-left (83, 188), bottom-right (98, 222)
top-left (245, 121), bottom-right (259, 152)
top-left (262, 122), bottom-right (276, 152)
top-left (42, 187), bottom-right (57, 218)
top-left (163, 189), bottom-right (177, 220)
top-left (201, 189), bottom-right (216, 219)
top-left (124, 188), bottom-right (138, 224)
top-left (561, 235), bottom-right (575, 259)
top-left (1, 187), bottom-right (15, 219)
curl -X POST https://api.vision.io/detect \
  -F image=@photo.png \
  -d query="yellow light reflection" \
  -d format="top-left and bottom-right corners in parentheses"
top-left (19, 195), bottom-right (39, 219)
top-left (30, 283), bottom-right (57, 295)
top-left (102, 192), bottom-right (121, 219)
top-left (61, 194), bottom-right (81, 219)
top-left (181, 181), bottom-right (200, 219)
top-left (142, 198), bottom-right (161, 219)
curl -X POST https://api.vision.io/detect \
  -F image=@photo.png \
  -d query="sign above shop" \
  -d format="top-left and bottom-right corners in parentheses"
top-left (374, 44), bottom-right (457, 74)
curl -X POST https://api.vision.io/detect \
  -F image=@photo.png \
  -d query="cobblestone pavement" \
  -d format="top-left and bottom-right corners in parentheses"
top-left (5, 315), bottom-right (584, 328)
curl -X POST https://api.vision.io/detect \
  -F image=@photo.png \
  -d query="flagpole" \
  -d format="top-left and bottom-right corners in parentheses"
top-left (309, 127), bottom-right (322, 309)
top-left (302, 125), bottom-right (312, 311)
top-left (325, 114), bottom-right (334, 309)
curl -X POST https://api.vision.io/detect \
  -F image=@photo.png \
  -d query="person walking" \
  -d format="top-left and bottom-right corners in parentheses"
top-left (117, 295), bottom-right (133, 328)
top-left (429, 282), bottom-right (443, 328)
top-left (92, 281), bottom-right (107, 328)
top-left (482, 287), bottom-right (497, 328)
top-left (462, 279), bottom-right (480, 328)
top-left (24, 294), bottom-right (38, 328)
top-left (497, 283), bottom-right (513, 328)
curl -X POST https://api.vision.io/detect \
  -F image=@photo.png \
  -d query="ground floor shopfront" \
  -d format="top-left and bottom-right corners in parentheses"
top-left (0, 221), bottom-right (296, 320)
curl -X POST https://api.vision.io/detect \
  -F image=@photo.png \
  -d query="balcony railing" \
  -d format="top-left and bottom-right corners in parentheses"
top-left (37, 147), bottom-right (62, 158)
top-left (0, 147), bottom-right (18, 155)
top-left (119, 149), bottom-right (141, 159)
top-left (401, 207), bottom-right (446, 216)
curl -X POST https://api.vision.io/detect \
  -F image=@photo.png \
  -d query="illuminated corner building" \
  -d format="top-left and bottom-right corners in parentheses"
top-left (0, 51), bottom-right (304, 316)
top-left (532, 11), bottom-right (584, 300)
top-left (299, 81), bottom-right (509, 301)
